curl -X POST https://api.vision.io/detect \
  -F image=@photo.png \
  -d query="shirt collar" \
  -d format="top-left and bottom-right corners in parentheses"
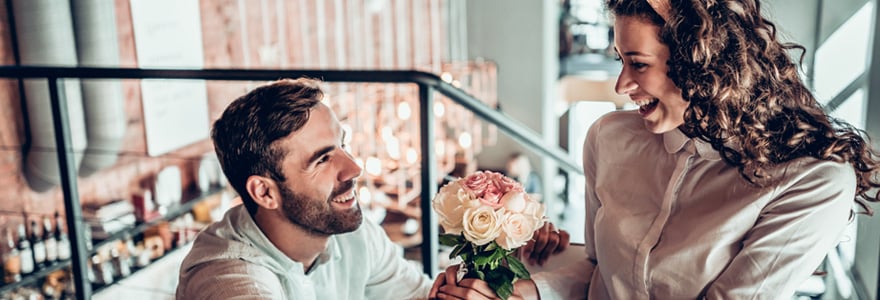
top-left (662, 129), bottom-right (722, 161)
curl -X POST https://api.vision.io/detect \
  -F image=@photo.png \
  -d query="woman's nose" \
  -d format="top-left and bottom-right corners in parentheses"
top-left (615, 68), bottom-right (637, 95)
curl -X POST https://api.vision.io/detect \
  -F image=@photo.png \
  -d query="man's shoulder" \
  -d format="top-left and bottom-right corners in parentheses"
top-left (177, 258), bottom-right (283, 299)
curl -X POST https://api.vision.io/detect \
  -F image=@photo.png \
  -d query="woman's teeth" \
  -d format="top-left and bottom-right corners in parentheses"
top-left (635, 99), bottom-right (658, 107)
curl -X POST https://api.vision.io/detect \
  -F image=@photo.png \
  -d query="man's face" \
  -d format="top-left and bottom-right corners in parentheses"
top-left (275, 103), bottom-right (364, 235)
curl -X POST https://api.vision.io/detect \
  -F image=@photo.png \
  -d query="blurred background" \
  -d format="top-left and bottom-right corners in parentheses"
top-left (0, 0), bottom-right (876, 299)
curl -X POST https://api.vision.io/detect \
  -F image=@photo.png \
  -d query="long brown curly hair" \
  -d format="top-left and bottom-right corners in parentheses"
top-left (606, 0), bottom-right (880, 212)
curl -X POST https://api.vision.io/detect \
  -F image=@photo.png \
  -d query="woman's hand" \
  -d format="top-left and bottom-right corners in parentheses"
top-left (429, 265), bottom-right (534, 300)
top-left (518, 222), bottom-right (570, 266)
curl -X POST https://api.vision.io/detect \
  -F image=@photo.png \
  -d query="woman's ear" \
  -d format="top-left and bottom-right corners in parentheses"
top-left (245, 175), bottom-right (281, 210)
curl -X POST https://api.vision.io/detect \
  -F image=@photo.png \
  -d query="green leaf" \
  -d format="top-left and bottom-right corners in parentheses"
top-left (494, 281), bottom-right (514, 300)
top-left (449, 244), bottom-right (465, 258)
top-left (485, 242), bottom-right (497, 252)
top-left (506, 255), bottom-right (531, 280)
top-left (439, 234), bottom-right (463, 247)
top-left (474, 254), bottom-right (495, 267)
top-left (485, 268), bottom-right (516, 300)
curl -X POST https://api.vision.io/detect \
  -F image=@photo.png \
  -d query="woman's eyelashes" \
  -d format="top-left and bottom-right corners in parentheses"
top-left (614, 54), bottom-right (648, 71)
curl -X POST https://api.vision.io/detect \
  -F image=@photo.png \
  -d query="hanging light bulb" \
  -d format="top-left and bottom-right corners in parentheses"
top-left (365, 157), bottom-right (382, 176)
top-left (386, 137), bottom-right (401, 160)
top-left (406, 148), bottom-right (418, 164)
top-left (458, 132), bottom-right (472, 148)
top-left (433, 101), bottom-right (445, 117)
top-left (397, 101), bottom-right (412, 120)
top-left (381, 126), bottom-right (394, 142)
top-left (441, 72), bottom-right (454, 83)
top-left (358, 186), bottom-right (372, 205)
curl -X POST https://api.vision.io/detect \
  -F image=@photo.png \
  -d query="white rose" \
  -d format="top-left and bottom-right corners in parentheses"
top-left (432, 181), bottom-right (469, 234)
top-left (521, 199), bottom-right (546, 229)
top-left (462, 206), bottom-right (503, 246)
top-left (496, 210), bottom-right (539, 250)
top-left (500, 191), bottom-right (526, 213)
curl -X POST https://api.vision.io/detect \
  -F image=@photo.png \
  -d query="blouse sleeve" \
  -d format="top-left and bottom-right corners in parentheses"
top-left (703, 160), bottom-right (855, 299)
top-left (531, 118), bottom-right (603, 300)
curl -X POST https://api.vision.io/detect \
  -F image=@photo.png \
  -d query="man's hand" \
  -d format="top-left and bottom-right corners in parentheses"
top-left (518, 222), bottom-right (570, 266)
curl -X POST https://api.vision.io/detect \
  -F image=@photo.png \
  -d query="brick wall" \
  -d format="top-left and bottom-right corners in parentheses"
top-left (0, 0), bottom-right (452, 228)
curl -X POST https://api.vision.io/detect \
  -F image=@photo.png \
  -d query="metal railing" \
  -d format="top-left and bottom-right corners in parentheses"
top-left (0, 66), bottom-right (583, 300)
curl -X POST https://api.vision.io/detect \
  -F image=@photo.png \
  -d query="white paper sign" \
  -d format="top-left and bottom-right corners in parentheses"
top-left (131, 0), bottom-right (209, 156)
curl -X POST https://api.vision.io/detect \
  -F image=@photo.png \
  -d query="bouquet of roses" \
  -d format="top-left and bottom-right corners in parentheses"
top-left (432, 170), bottom-right (546, 300)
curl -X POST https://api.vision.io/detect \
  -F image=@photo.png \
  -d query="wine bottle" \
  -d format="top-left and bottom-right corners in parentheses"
top-left (30, 219), bottom-right (47, 268)
top-left (3, 228), bottom-right (21, 283)
top-left (43, 216), bottom-right (57, 264)
top-left (16, 223), bottom-right (34, 275)
top-left (55, 212), bottom-right (71, 261)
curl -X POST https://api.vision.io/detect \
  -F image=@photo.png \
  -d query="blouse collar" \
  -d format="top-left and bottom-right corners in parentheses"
top-left (662, 128), bottom-right (722, 161)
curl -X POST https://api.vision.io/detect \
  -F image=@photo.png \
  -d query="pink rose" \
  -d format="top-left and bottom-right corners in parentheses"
top-left (462, 171), bottom-right (490, 197)
top-left (492, 173), bottom-right (524, 194)
top-left (480, 182), bottom-right (504, 208)
top-left (461, 171), bottom-right (527, 209)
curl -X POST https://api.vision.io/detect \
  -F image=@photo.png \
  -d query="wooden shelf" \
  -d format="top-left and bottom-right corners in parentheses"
top-left (0, 185), bottom-right (223, 295)
top-left (0, 260), bottom-right (71, 294)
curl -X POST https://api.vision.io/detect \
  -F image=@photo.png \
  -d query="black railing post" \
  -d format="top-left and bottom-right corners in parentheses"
top-left (48, 78), bottom-right (92, 300)
top-left (418, 83), bottom-right (439, 276)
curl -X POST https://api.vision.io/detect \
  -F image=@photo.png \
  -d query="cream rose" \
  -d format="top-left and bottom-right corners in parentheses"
top-left (496, 211), bottom-right (539, 250)
top-left (521, 199), bottom-right (546, 229)
top-left (500, 191), bottom-right (526, 213)
top-left (432, 181), bottom-right (469, 234)
top-left (462, 206), bottom-right (503, 246)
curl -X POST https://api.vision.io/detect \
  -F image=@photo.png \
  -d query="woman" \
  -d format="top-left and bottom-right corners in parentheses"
top-left (431, 0), bottom-right (880, 299)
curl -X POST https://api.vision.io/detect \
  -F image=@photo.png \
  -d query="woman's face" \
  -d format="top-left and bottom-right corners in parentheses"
top-left (613, 15), bottom-right (688, 134)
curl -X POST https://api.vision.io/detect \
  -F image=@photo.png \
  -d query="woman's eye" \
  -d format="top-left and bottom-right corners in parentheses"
top-left (631, 62), bottom-right (647, 69)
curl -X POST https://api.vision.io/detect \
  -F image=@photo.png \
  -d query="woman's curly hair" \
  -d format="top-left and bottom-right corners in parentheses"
top-left (606, 0), bottom-right (880, 212)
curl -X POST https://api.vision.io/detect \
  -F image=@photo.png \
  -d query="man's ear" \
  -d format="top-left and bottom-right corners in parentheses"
top-left (245, 175), bottom-right (281, 210)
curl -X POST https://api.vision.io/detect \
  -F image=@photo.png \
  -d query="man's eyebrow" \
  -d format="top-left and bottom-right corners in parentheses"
top-left (307, 145), bottom-right (336, 165)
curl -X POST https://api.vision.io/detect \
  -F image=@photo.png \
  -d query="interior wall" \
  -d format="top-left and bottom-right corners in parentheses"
top-left (0, 0), bottom-right (450, 229)
top-left (465, 0), bottom-right (560, 209)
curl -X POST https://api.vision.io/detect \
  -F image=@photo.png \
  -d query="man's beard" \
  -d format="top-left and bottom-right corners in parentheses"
top-left (278, 180), bottom-right (363, 236)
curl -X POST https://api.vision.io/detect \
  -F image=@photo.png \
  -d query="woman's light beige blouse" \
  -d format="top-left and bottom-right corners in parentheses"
top-left (533, 110), bottom-right (855, 299)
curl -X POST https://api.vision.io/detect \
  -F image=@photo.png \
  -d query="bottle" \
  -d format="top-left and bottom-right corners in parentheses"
top-left (17, 223), bottom-right (34, 275)
top-left (30, 219), bottom-right (47, 268)
top-left (43, 216), bottom-right (58, 264)
top-left (3, 228), bottom-right (21, 283)
top-left (55, 212), bottom-right (71, 261)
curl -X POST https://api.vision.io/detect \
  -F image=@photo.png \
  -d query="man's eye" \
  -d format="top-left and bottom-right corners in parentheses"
top-left (317, 155), bottom-right (330, 164)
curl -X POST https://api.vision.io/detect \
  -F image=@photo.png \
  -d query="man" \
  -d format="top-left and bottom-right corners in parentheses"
top-left (177, 78), bottom-right (567, 299)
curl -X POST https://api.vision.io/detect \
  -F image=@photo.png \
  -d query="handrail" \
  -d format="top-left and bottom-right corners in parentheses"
top-left (0, 66), bottom-right (583, 299)
top-left (0, 66), bottom-right (582, 174)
